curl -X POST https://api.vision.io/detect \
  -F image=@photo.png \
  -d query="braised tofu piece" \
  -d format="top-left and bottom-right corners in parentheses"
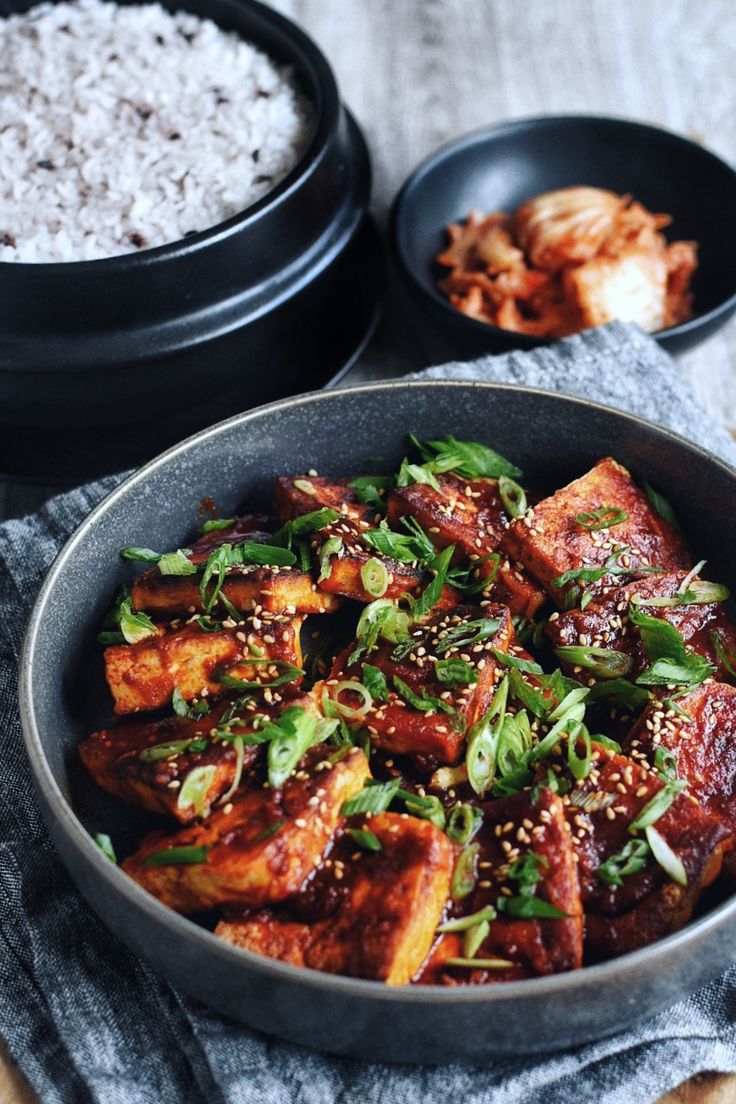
top-left (501, 458), bottom-right (690, 609)
top-left (79, 696), bottom-right (289, 822)
top-left (274, 475), bottom-right (376, 526)
top-left (131, 514), bottom-right (339, 617)
top-left (123, 744), bottom-right (370, 913)
top-left (313, 514), bottom-right (458, 606)
top-left (624, 683), bottom-right (736, 879)
top-left (421, 789), bottom-right (582, 985)
top-left (387, 474), bottom-right (545, 617)
top-left (216, 812), bottom-right (453, 984)
top-left (275, 473), bottom-right (458, 607)
top-left (567, 746), bottom-right (728, 957)
top-left (330, 604), bottom-right (514, 764)
top-left (104, 611), bottom-right (303, 715)
top-left (547, 571), bottom-right (736, 683)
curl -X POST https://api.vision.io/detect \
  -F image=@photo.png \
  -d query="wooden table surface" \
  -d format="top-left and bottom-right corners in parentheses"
top-left (2, 1), bottom-right (736, 1100)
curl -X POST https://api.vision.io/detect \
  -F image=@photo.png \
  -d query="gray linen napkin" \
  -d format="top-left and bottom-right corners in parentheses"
top-left (2, 322), bottom-right (736, 1104)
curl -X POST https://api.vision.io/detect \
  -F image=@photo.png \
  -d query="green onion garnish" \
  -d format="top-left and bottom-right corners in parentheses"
top-left (157, 549), bottom-right (196, 576)
top-left (644, 480), bottom-right (681, 532)
top-left (142, 845), bottom-right (209, 866)
top-left (409, 433), bottom-right (522, 480)
top-left (596, 838), bottom-right (650, 887)
top-left (629, 781), bottom-right (686, 832)
top-left (645, 824), bottom-right (687, 886)
top-left (575, 506), bottom-right (627, 531)
top-left (176, 764), bottom-right (217, 818)
top-left (451, 842), bottom-right (479, 900)
top-left (466, 676), bottom-right (509, 795)
top-left (498, 476), bottom-right (527, 518)
top-left (317, 536), bottom-right (343, 583)
top-left (443, 957), bottom-right (513, 969)
top-left (361, 557), bottom-right (389, 598)
top-left (446, 803), bottom-right (483, 845)
top-left (332, 679), bottom-right (373, 721)
top-left (94, 833), bottom-right (117, 863)
top-left (347, 827), bottom-right (382, 852)
top-left (555, 645), bottom-right (633, 679)
top-left (437, 905), bottom-right (496, 933)
top-left (341, 777), bottom-right (402, 816)
top-left (361, 663), bottom-right (388, 702)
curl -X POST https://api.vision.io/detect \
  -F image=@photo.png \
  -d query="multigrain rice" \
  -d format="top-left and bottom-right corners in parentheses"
top-left (0, 0), bottom-right (312, 262)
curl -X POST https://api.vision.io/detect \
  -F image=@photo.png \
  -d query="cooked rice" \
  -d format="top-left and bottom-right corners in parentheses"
top-left (0, 0), bottom-right (312, 263)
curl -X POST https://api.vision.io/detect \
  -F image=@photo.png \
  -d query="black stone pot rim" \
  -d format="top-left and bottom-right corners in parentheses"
top-left (0, 0), bottom-right (339, 278)
top-left (389, 113), bottom-right (736, 349)
top-left (19, 378), bottom-right (736, 1009)
top-left (1, 109), bottom-right (371, 372)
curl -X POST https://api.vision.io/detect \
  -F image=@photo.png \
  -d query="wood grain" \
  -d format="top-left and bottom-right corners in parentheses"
top-left (1, 1), bottom-right (735, 1099)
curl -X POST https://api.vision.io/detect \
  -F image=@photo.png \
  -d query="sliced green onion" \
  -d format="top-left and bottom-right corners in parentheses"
top-left (555, 645), bottom-right (633, 679)
top-left (142, 845), bottom-right (209, 866)
top-left (464, 918), bottom-right (491, 959)
top-left (217, 734), bottom-right (245, 807)
top-left (645, 824), bottom-right (687, 886)
top-left (466, 676), bottom-right (509, 795)
top-left (120, 546), bottom-right (161, 563)
top-left (217, 661), bottom-right (304, 693)
top-left (434, 617), bottom-right (502, 655)
top-left (347, 827), bottom-right (382, 852)
top-left (498, 476), bottom-right (527, 518)
top-left (546, 685), bottom-right (590, 722)
top-left (575, 506), bottom-right (627, 531)
top-left (341, 777), bottom-right (401, 816)
top-left (434, 658), bottom-right (477, 686)
top-left (629, 781), bottom-right (687, 832)
top-left (635, 579), bottom-right (729, 608)
top-left (361, 663), bottom-right (388, 702)
top-left (654, 746), bottom-right (679, 783)
top-left (596, 837), bottom-right (650, 886)
top-left (94, 833), bottom-right (117, 863)
top-left (200, 518), bottom-right (235, 533)
top-left (431, 763), bottom-right (469, 791)
top-left (253, 820), bottom-right (285, 843)
top-left (396, 457), bottom-right (441, 491)
top-left (139, 737), bottom-right (207, 762)
top-left (318, 536), bottom-right (343, 583)
top-left (566, 721), bottom-right (592, 781)
top-left (451, 842), bottom-right (479, 900)
top-left (264, 707), bottom-right (338, 789)
top-left (527, 700), bottom-right (587, 766)
top-left (497, 895), bottom-right (569, 919)
top-left (410, 433), bottom-right (522, 480)
top-left (437, 905), bottom-right (496, 933)
top-left (177, 764), bottom-right (218, 818)
top-left (117, 598), bottom-right (157, 645)
top-left (158, 549), bottom-right (196, 576)
top-left (407, 544), bottom-right (456, 621)
top-left (492, 650), bottom-right (544, 676)
top-left (443, 957), bottom-right (513, 969)
top-left (171, 687), bottom-right (210, 719)
top-left (711, 631), bottom-right (736, 678)
top-left (400, 790), bottom-right (446, 830)
top-left (644, 480), bottom-right (681, 532)
top-left (332, 679), bottom-right (373, 721)
top-left (446, 802), bottom-right (483, 845)
top-left (360, 557), bottom-right (389, 598)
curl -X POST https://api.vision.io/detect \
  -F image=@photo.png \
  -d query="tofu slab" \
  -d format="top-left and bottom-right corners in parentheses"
top-left (216, 812), bottom-right (453, 984)
top-left (275, 473), bottom-right (458, 607)
top-left (330, 603), bottom-right (514, 764)
top-left (421, 789), bottom-right (582, 985)
top-left (566, 746), bottom-right (728, 956)
top-left (624, 682), bottom-right (736, 879)
top-left (501, 458), bottom-right (690, 609)
top-left (387, 474), bottom-right (545, 617)
top-left (131, 514), bottom-right (339, 617)
top-left (546, 570), bottom-right (736, 683)
top-left (104, 611), bottom-right (303, 715)
top-left (79, 696), bottom-right (290, 822)
top-left (122, 744), bottom-right (370, 913)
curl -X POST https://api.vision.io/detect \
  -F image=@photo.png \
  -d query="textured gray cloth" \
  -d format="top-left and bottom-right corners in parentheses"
top-left (1, 322), bottom-right (735, 1104)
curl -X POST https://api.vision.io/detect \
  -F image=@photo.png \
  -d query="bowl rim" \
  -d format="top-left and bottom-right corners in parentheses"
top-left (19, 377), bottom-right (736, 1006)
top-left (0, 0), bottom-right (340, 274)
top-left (390, 112), bottom-right (736, 347)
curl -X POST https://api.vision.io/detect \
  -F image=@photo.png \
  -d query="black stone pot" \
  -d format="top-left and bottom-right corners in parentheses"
top-left (20, 381), bottom-right (736, 1064)
top-left (0, 0), bottom-right (380, 480)
top-left (390, 116), bottom-right (736, 359)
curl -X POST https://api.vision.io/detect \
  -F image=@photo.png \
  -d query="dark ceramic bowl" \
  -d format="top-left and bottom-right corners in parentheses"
top-left (390, 115), bottom-right (736, 358)
top-left (20, 380), bottom-right (736, 1063)
top-left (0, 0), bottom-right (380, 481)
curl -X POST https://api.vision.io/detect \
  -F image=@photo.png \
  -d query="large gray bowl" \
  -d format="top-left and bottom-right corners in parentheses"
top-left (19, 381), bottom-right (736, 1063)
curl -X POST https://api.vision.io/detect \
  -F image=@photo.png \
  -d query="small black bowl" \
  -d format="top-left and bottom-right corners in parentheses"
top-left (0, 0), bottom-right (381, 481)
top-left (19, 380), bottom-right (736, 1063)
top-left (390, 115), bottom-right (736, 358)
